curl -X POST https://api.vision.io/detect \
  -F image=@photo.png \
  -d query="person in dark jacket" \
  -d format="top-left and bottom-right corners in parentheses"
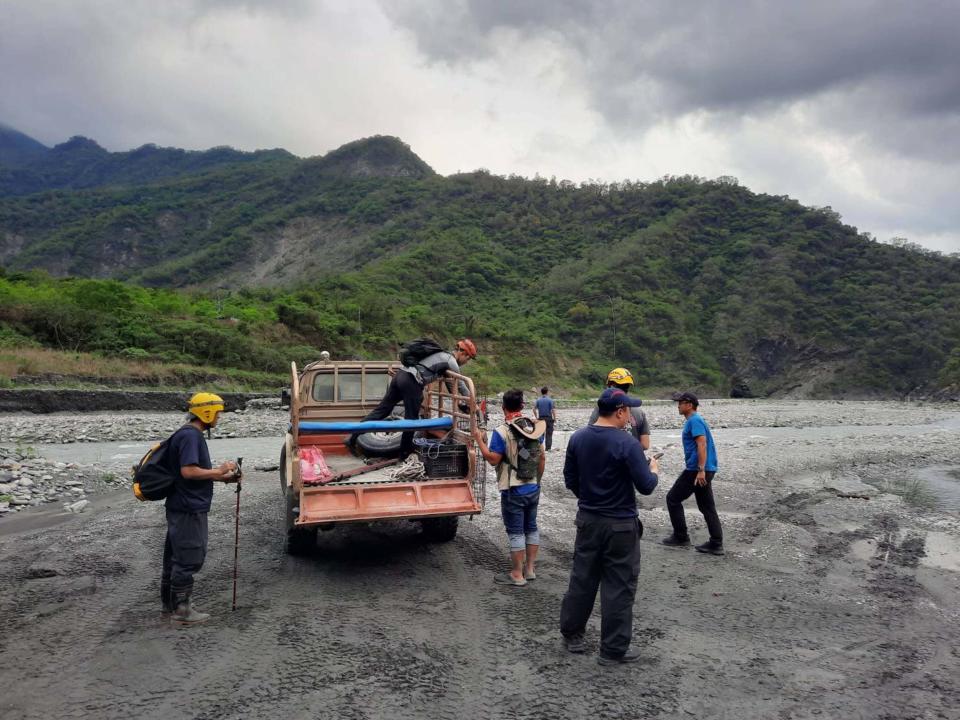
top-left (347, 339), bottom-right (477, 458)
top-left (560, 388), bottom-right (659, 665)
top-left (161, 392), bottom-right (240, 624)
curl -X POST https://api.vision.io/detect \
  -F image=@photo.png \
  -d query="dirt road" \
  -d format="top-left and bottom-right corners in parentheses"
top-left (1, 403), bottom-right (959, 719)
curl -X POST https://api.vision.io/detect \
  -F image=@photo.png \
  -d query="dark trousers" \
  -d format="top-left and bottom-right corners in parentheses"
top-left (666, 470), bottom-right (723, 544)
top-left (542, 417), bottom-right (555, 450)
top-left (161, 509), bottom-right (209, 606)
top-left (360, 370), bottom-right (424, 456)
top-left (560, 511), bottom-right (642, 657)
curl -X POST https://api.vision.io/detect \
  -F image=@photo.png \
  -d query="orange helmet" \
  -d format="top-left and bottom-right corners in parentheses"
top-left (456, 338), bottom-right (477, 359)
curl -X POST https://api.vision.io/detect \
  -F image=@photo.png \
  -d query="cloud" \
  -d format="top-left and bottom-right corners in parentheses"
top-left (0, 0), bottom-right (958, 252)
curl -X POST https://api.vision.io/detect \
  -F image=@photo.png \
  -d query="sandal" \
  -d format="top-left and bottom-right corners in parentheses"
top-left (493, 574), bottom-right (527, 587)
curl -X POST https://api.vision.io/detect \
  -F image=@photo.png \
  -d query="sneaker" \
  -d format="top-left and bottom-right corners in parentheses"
top-left (597, 648), bottom-right (642, 665)
top-left (661, 534), bottom-right (691, 547)
top-left (562, 633), bottom-right (586, 654)
top-left (695, 541), bottom-right (725, 556)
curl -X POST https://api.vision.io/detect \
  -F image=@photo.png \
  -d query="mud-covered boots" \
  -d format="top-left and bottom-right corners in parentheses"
top-left (172, 591), bottom-right (210, 625)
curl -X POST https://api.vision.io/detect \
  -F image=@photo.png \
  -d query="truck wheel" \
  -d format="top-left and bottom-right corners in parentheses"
top-left (355, 403), bottom-right (404, 457)
top-left (284, 484), bottom-right (316, 556)
top-left (421, 516), bottom-right (459, 542)
top-left (279, 444), bottom-right (287, 495)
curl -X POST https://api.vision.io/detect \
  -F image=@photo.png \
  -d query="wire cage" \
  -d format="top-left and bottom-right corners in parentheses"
top-left (415, 441), bottom-right (469, 478)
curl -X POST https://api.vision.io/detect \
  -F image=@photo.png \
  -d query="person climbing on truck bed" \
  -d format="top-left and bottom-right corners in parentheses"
top-left (346, 338), bottom-right (478, 458)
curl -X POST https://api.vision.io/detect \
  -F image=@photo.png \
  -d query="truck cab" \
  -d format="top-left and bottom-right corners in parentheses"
top-left (280, 355), bottom-right (486, 554)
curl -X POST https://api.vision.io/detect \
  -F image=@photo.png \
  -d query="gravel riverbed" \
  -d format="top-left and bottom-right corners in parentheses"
top-left (0, 399), bottom-right (958, 718)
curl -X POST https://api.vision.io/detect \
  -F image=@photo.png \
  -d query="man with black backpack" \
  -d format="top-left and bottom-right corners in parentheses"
top-left (160, 392), bottom-right (240, 625)
top-left (347, 338), bottom-right (477, 458)
top-left (472, 389), bottom-right (546, 587)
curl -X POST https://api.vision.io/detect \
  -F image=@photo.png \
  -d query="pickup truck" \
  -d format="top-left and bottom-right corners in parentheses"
top-left (279, 354), bottom-right (486, 554)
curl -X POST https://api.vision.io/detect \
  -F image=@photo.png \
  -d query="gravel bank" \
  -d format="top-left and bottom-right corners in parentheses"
top-left (0, 400), bottom-right (958, 718)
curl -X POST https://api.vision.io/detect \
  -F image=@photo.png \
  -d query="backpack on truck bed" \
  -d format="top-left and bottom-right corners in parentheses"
top-left (398, 338), bottom-right (444, 368)
top-left (131, 426), bottom-right (201, 501)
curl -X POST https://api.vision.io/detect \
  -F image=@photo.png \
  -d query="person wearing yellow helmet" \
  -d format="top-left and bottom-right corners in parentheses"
top-left (588, 368), bottom-right (651, 450)
top-left (159, 392), bottom-right (241, 625)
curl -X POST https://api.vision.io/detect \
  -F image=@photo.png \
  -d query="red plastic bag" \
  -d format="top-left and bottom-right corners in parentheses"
top-left (299, 446), bottom-right (334, 485)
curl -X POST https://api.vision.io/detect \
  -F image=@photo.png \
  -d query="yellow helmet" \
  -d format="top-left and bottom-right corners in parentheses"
top-left (606, 367), bottom-right (634, 387)
top-left (188, 392), bottom-right (225, 425)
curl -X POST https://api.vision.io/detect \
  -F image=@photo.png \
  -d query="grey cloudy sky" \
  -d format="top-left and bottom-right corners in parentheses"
top-left (2, 0), bottom-right (959, 253)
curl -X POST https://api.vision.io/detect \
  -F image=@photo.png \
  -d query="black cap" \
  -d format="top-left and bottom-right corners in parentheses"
top-left (598, 388), bottom-right (643, 412)
top-left (672, 391), bottom-right (699, 407)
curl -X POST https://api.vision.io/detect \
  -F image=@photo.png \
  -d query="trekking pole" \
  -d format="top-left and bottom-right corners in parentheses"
top-left (231, 457), bottom-right (243, 611)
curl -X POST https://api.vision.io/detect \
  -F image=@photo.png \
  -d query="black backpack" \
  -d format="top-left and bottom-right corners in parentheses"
top-left (399, 338), bottom-right (444, 368)
top-left (131, 426), bottom-right (200, 502)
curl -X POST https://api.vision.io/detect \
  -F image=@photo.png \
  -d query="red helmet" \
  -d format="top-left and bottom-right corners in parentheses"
top-left (456, 338), bottom-right (477, 358)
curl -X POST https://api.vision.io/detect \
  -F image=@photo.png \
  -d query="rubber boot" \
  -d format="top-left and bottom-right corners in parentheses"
top-left (160, 581), bottom-right (174, 616)
top-left (172, 591), bottom-right (210, 625)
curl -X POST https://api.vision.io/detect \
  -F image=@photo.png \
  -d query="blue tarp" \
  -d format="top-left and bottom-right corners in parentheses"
top-left (298, 417), bottom-right (454, 433)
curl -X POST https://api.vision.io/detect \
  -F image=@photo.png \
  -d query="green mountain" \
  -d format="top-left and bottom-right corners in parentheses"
top-left (0, 123), bottom-right (49, 167)
top-left (1, 128), bottom-right (958, 398)
top-left (0, 127), bottom-right (298, 196)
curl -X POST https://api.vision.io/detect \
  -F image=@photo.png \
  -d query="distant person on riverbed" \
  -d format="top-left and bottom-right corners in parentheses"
top-left (661, 392), bottom-right (724, 555)
top-left (589, 367), bottom-right (650, 450)
top-left (534, 386), bottom-right (557, 451)
top-left (161, 393), bottom-right (240, 624)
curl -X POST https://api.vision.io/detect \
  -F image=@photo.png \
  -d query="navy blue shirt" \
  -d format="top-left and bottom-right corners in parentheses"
top-left (164, 425), bottom-right (214, 513)
top-left (534, 396), bottom-right (554, 419)
top-left (564, 424), bottom-right (658, 518)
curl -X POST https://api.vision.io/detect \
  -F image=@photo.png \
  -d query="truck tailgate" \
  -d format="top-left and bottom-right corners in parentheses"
top-left (297, 479), bottom-right (480, 525)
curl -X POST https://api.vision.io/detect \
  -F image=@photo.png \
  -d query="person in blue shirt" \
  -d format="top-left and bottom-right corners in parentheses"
top-left (560, 388), bottom-right (659, 665)
top-left (473, 389), bottom-right (546, 586)
top-left (533, 386), bottom-right (557, 450)
top-left (661, 392), bottom-right (724, 555)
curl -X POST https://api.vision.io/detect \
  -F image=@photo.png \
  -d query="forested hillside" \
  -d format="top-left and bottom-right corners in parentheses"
top-left (1, 127), bottom-right (958, 397)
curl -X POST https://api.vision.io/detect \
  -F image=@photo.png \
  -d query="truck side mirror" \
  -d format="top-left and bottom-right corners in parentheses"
top-left (280, 387), bottom-right (291, 409)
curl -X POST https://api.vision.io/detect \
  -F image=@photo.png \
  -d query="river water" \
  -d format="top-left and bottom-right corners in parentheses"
top-left (30, 409), bottom-right (960, 510)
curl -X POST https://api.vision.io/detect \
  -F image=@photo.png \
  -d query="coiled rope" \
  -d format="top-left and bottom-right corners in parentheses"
top-left (387, 453), bottom-right (426, 481)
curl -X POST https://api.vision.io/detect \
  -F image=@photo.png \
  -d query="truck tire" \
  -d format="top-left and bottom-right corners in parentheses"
top-left (355, 404), bottom-right (404, 457)
top-left (284, 479), bottom-right (316, 556)
top-left (421, 515), bottom-right (459, 542)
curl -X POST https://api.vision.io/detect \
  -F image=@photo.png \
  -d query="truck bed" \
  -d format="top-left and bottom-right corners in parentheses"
top-left (297, 453), bottom-right (482, 524)
top-left (313, 455), bottom-right (413, 486)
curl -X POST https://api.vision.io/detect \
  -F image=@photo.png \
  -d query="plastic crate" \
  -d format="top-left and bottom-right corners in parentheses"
top-left (416, 442), bottom-right (469, 478)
